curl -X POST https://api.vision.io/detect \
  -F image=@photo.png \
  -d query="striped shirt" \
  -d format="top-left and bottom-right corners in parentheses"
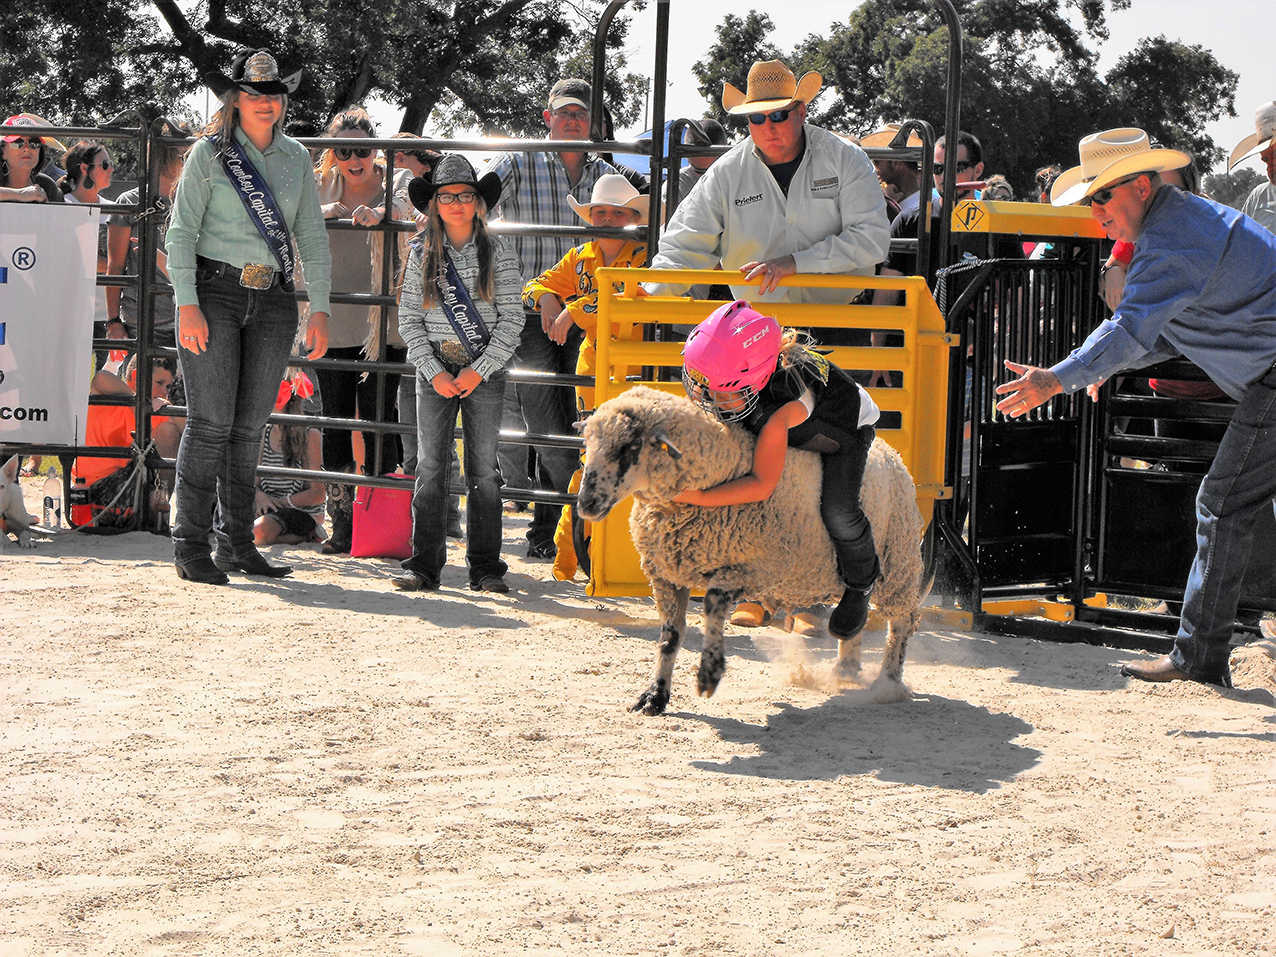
top-left (397, 233), bottom-right (523, 383)
top-left (484, 150), bottom-right (619, 279)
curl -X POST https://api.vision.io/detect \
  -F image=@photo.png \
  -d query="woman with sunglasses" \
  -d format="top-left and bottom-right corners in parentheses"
top-left (0, 115), bottom-right (63, 203)
top-left (312, 107), bottom-right (415, 551)
top-left (164, 49), bottom-right (331, 585)
top-left (391, 155), bottom-right (523, 594)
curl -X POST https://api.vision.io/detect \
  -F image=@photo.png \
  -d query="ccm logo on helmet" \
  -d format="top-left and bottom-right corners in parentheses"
top-left (741, 327), bottom-right (771, 349)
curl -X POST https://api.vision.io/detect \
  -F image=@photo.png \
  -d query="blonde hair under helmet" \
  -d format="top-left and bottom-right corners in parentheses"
top-left (1050, 128), bottom-right (1190, 207)
top-left (566, 173), bottom-right (648, 226)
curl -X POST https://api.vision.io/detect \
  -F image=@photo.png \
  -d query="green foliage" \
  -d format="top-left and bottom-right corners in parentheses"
top-left (1203, 167), bottom-right (1264, 210)
top-left (696, 0), bottom-right (1236, 194)
top-left (690, 12), bottom-right (783, 135)
top-left (1, 0), bottom-right (647, 145)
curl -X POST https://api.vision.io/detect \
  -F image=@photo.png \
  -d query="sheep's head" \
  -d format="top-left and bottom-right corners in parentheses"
top-left (577, 397), bottom-right (683, 522)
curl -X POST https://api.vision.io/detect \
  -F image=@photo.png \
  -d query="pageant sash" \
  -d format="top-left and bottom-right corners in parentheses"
top-left (435, 251), bottom-right (490, 360)
top-left (213, 134), bottom-right (296, 280)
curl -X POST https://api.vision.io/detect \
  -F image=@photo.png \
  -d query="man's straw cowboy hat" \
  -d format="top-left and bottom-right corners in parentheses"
top-left (721, 60), bottom-right (821, 116)
top-left (860, 123), bottom-right (924, 150)
top-left (1050, 127), bottom-right (1190, 206)
top-left (1228, 102), bottom-right (1276, 172)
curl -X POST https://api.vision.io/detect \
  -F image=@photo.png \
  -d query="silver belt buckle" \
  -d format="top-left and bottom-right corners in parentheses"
top-left (239, 262), bottom-right (275, 289)
top-left (438, 341), bottom-right (470, 364)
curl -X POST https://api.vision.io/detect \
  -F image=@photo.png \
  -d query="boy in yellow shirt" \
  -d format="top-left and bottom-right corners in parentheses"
top-left (523, 175), bottom-right (648, 578)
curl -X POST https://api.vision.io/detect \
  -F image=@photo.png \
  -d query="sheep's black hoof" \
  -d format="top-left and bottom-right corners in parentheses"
top-left (630, 686), bottom-right (670, 716)
top-left (697, 653), bottom-right (725, 698)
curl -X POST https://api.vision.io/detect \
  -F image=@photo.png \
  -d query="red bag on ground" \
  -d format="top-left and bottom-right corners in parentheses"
top-left (350, 474), bottom-right (415, 559)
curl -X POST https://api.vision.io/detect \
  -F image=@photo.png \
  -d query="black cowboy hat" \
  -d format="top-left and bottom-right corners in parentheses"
top-left (204, 49), bottom-right (302, 98)
top-left (406, 153), bottom-right (502, 213)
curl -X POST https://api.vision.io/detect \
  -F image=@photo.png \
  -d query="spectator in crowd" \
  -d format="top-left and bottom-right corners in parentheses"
top-left (60, 140), bottom-right (116, 370)
top-left (861, 122), bottom-right (924, 221)
top-left (76, 356), bottom-right (184, 489)
top-left (311, 106), bottom-right (415, 553)
top-left (981, 174), bottom-right (1014, 202)
top-left (106, 120), bottom-right (191, 351)
top-left (165, 48), bottom-right (331, 585)
top-left (666, 116), bottom-right (728, 213)
top-left (649, 59), bottom-right (889, 307)
top-left (485, 77), bottom-right (623, 560)
top-left (253, 372), bottom-right (328, 547)
top-left (648, 58), bottom-right (891, 629)
top-left (997, 126), bottom-right (1276, 689)
top-left (1034, 164), bottom-right (1063, 204)
top-left (1228, 101), bottom-right (1276, 234)
top-left (523, 173), bottom-right (649, 580)
top-left (393, 155), bottom-right (523, 594)
top-left (0, 114), bottom-right (64, 202)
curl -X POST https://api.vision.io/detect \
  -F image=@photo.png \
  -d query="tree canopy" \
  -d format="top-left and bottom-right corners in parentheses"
top-left (1, 0), bottom-right (647, 139)
top-left (695, 0), bottom-right (1238, 193)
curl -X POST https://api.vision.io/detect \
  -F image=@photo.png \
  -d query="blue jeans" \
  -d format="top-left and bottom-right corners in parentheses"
top-left (403, 366), bottom-right (507, 586)
top-left (172, 271), bottom-right (299, 564)
top-left (1172, 362), bottom-right (1276, 683)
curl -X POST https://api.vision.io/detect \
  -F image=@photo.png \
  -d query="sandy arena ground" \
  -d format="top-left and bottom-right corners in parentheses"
top-left (4, 480), bottom-right (1276, 956)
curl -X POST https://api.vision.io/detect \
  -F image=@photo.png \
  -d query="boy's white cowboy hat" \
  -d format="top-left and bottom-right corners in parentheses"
top-left (566, 173), bottom-right (648, 226)
top-left (722, 60), bottom-right (821, 116)
top-left (1050, 127), bottom-right (1191, 206)
top-left (1228, 102), bottom-right (1276, 172)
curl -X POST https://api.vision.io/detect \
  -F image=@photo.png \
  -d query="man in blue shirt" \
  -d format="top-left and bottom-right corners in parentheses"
top-left (996, 127), bottom-right (1276, 689)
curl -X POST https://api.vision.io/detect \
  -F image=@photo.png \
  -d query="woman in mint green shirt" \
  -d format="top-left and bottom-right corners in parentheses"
top-left (166, 49), bottom-right (332, 585)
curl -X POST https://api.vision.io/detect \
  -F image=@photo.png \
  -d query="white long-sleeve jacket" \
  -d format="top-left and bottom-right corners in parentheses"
top-left (648, 124), bottom-right (891, 304)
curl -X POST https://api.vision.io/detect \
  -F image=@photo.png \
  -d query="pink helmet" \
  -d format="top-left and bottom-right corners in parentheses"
top-left (681, 300), bottom-right (781, 422)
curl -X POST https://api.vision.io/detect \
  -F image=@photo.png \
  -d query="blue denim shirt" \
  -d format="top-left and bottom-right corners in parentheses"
top-left (1052, 187), bottom-right (1276, 401)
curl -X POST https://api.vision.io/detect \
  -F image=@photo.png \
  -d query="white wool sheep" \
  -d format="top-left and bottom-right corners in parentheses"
top-left (577, 386), bottom-right (924, 716)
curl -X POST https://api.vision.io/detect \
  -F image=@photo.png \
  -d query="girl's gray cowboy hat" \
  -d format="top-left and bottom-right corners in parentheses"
top-left (1050, 127), bottom-right (1191, 206)
top-left (1228, 102), bottom-right (1276, 172)
top-left (406, 153), bottom-right (502, 213)
top-left (204, 49), bottom-right (302, 97)
top-left (566, 173), bottom-right (649, 226)
top-left (721, 60), bottom-right (821, 115)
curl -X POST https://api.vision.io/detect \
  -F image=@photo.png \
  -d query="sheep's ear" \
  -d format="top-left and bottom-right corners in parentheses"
top-left (652, 429), bottom-right (682, 460)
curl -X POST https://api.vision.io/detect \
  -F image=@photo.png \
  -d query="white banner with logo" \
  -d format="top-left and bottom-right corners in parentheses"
top-left (0, 203), bottom-right (98, 444)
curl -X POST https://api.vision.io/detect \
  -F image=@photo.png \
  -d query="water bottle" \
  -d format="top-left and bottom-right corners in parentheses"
top-left (42, 466), bottom-right (62, 528)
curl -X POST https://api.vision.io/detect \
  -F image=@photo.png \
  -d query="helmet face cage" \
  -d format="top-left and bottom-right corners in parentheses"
top-left (681, 366), bottom-right (761, 422)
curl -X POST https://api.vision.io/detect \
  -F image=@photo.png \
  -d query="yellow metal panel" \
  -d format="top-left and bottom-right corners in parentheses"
top-left (587, 267), bottom-right (955, 598)
top-left (951, 199), bottom-right (1106, 238)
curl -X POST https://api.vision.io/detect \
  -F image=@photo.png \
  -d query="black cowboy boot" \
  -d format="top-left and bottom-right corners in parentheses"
top-left (322, 463), bottom-right (356, 555)
top-left (828, 526), bottom-right (881, 639)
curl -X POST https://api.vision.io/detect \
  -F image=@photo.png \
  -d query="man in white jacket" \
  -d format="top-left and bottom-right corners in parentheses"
top-left (648, 60), bottom-right (890, 304)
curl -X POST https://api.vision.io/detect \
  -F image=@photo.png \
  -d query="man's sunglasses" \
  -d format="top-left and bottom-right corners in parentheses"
top-left (436, 191), bottom-right (477, 205)
top-left (6, 137), bottom-right (42, 150)
top-left (1081, 173), bottom-right (1146, 207)
top-left (933, 160), bottom-right (972, 176)
top-left (334, 147), bottom-right (373, 161)
top-left (747, 109), bottom-right (792, 126)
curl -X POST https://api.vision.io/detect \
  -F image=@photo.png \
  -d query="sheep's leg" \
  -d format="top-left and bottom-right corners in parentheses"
top-left (834, 634), bottom-right (862, 683)
top-left (870, 611), bottom-right (920, 702)
top-left (698, 584), bottom-right (743, 698)
top-left (630, 580), bottom-right (690, 716)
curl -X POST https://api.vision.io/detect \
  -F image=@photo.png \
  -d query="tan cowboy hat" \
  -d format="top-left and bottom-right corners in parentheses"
top-left (860, 122), bottom-right (924, 150)
top-left (722, 60), bottom-right (821, 116)
top-left (1050, 128), bottom-right (1191, 206)
top-left (2, 113), bottom-right (67, 153)
top-left (1228, 102), bottom-right (1276, 172)
top-left (566, 173), bottom-right (648, 226)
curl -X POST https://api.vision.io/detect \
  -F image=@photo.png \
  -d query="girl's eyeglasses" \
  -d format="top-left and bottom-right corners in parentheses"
top-left (436, 191), bottom-right (477, 205)
top-left (747, 109), bottom-right (792, 126)
top-left (334, 147), bottom-right (372, 161)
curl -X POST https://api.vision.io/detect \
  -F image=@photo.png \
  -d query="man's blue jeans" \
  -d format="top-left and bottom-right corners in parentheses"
top-left (403, 367), bottom-right (508, 586)
top-left (172, 272), bottom-right (298, 564)
top-left (1173, 362), bottom-right (1276, 683)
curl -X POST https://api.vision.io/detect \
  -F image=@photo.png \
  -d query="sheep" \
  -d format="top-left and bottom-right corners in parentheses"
top-left (576, 385), bottom-right (924, 716)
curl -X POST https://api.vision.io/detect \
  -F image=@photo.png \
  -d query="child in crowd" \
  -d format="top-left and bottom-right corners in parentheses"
top-left (675, 300), bottom-right (883, 639)
top-left (253, 372), bottom-right (327, 546)
top-left (523, 174), bottom-right (647, 580)
top-left (392, 154), bottom-right (523, 594)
